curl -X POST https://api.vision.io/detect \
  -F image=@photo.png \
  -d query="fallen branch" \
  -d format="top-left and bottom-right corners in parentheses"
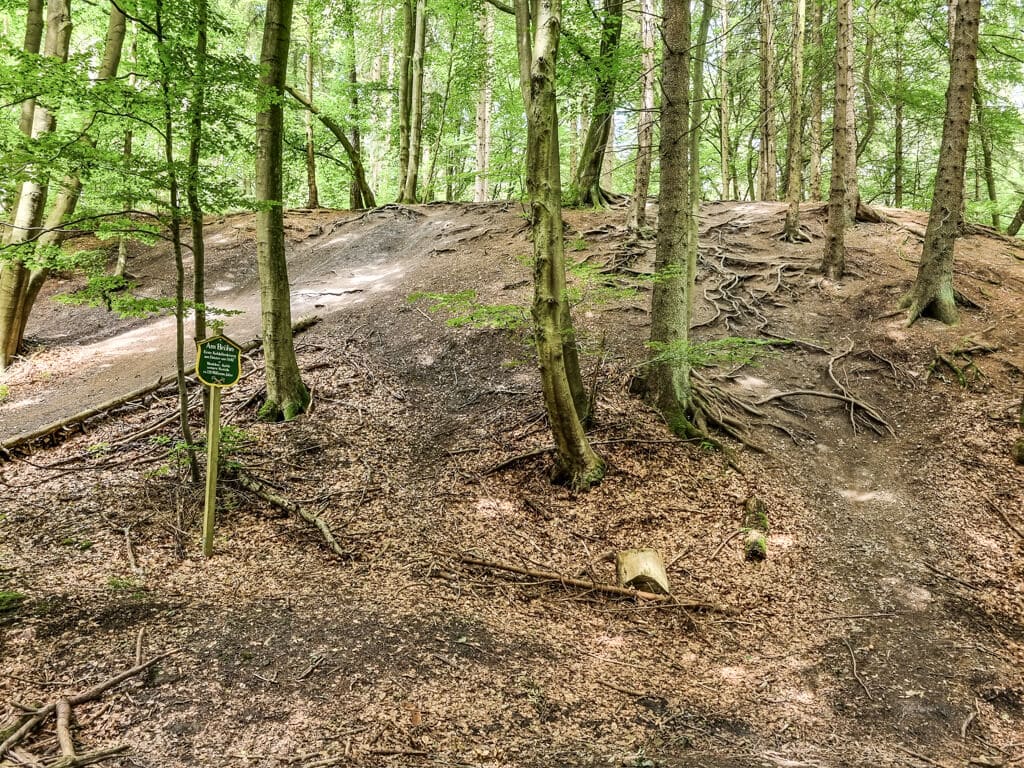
top-left (841, 637), bottom-right (872, 700)
top-left (985, 495), bottom-right (1024, 540)
top-left (0, 316), bottom-right (321, 457)
top-left (0, 651), bottom-right (175, 759)
top-left (235, 471), bottom-right (349, 558)
top-left (458, 554), bottom-right (729, 612)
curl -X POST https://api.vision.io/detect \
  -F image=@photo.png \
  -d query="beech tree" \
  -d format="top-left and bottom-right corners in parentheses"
top-left (780, 0), bottom-right (809, 243)
top-left (514, 0), bottom-right (603, 489)
top-left (626, 0), bottom-right (656, 232)
top-left (821, 0), bottom-right (854, 279)
top-left (902, 0), bottom-right (982, 325)
top-left (256, 0), bottom-right (310, 420)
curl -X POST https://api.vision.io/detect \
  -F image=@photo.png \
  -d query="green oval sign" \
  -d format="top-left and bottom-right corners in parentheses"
top-left (196, 334), bottom-right (242, 387)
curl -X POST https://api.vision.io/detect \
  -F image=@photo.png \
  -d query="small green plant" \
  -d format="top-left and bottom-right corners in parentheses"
top-left (0, 384), bottom-right (9, 402)
top-left (60, 537), bottom-right (93, 551)
top-left (87, 442), bottom-right (110, 455)
top-left (566, 261), bottom-right (640, 307)
top-left (0, 591), bottom-right (26, 614)
top-left (219, 425), bottom-right (253, 470)
top-left (106, 576), bottom-right (146, 598)
top-left (408, 290), bottom-right (528, 331)
top-left (568, 236), bottom-right (588, 252)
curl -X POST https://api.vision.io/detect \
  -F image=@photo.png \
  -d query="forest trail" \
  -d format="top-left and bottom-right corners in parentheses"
top-left (2, 202), bottom-right (1023, 767)
top-left (0, 204), bottom-right (505, 445)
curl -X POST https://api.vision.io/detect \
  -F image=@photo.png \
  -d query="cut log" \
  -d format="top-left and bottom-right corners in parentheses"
top-left (742, 497), bottom-right (769, 563)
top-left (615, 549), bottom-right (670, 595)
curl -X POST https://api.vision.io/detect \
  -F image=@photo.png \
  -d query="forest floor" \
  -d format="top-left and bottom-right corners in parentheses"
top-left (1, 201), bottom-right (1023, 768)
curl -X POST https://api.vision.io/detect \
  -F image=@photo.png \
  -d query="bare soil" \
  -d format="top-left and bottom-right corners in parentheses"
top-left (1, 201), bottom-right (1023, 768)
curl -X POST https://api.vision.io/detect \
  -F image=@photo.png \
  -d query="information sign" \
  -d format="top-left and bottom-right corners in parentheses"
top-left (196, 335), bottom-right (242, 387)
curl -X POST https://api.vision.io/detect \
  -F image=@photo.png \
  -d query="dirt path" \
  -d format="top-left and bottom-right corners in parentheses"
top-left (1, 202), bottom-right (1022, 767)
top-left (0, 205), bottom-right (499, 444)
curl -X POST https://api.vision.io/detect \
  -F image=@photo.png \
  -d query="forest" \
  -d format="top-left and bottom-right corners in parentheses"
top-left (1, 0), bottom-right (1024, 766)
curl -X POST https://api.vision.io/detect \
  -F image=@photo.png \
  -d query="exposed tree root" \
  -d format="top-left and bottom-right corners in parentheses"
top-left (778, 225), bottom-right (814, 243)
top-left (0, 652), bottom-right (175, 761)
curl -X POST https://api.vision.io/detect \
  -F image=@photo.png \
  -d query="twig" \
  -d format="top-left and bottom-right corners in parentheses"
top-left (841, 637), bottom-right (872, 700)
top-left (367, 748), bottom-right (428, 757)
top-left (458, 554), bottom-right (729, 612)
top-left (710, 529), bottom-right (743, 559)
top-left (960, 699), bottom-right (979, 739)
top-left (816, 612), bottom-right (897, 622)
top-left (893, 744), bottom-right (957, 768)
top-left (985, 495), bottom-right (1024, 540)
top-left (921, 561), bottom-right (980, 590)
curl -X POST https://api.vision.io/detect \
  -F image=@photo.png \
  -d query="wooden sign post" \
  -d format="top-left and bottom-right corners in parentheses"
top-left (195, 333), bottom-right (243, 557)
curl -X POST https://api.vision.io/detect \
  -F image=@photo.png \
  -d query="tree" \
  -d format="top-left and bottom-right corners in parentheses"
top-left (781, 0), bottom-right (809, 242)
top-left (569, 0), bottom-right (624, 207)
top-left (474, 4), bottom-right (493, 203)
top-left (514, 0), bottom-right (603, 489)
top-left (647, 0), bottom-right (695, 434)
top-left (626, 0), bottom-right (656, 231)
top-left (821, 0), bottom-right (854, 279)
top-left (0, 0), bottom-right (73, 370)
top-left (398, 0), bottom-right (426, 203)
top-left (806, 0), bottom-right (823, 201)
top-left (902, 0), bottom-right (982, 325)
top-left (757, 0), bottom-right (777, 201)
top-left (256, 0), bottom-right (310, 420)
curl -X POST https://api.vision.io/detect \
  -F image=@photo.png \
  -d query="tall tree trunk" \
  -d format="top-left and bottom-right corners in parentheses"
top-left (893, 16), bottom-right (904, 208)
top-left (570, 0), bottom-right (624, 207)
top-left (1007, 196), bottom-right (1024, 237)
top-left (424, 22), bottom-right (458, 201)
top-left (0, 0), bottom-right (71, 370)
top-left (115, 25), bottom-right (137, 278)
top-left (396, 0), bottom-right (413, 201)
top-left (688, 0), bottom-right (712, 320)
top-left (343, 0), bottom-right (363, 210)
top-left (303, 9), bottom-right (319, 209)
top-left (972, 85), bottom-right (998, 229)
top-left (188, 0), bottom-right (210, 426)
top-left (718, 0), bottom-right (730, 200)
top-left (902, 0), bottom-right (981, 325)
top-left (474, 6), bottom-right (493, 202)
top-left (648, 0), bottom-right (697, 434)
top-left (781, 0), bottom-right (808, 242)
top-left (821, 0), bottom-right (853, 279)
top-left (2, 0), bottom-right (44, 227)
top-left (399, 0), bottom-right (426, 203)
top-left (256, 0), bottom-right (310, 420)
top-left (515, 0), bottom-right (603, 490)
top-left (807, 0), bottom-right (823, 201)
top-left (757, 0), bottom-right (776, 200)
top-left (627, 0), bottom-right (656, 231)
top-left (841, 0), bottom-right (859, 216)
top-left (856, 1), bottom-right (877, 159)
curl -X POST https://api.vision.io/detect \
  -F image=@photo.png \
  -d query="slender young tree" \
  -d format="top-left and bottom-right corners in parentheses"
top-left (972, 85), bottom-right (999, 228)
top-left (902, 0), bottom-right (982, 325)
top-left (396, 0), bottom-right (413, 200)
top-left (256, 0), bottom-right (310, 419)
top-left (302, 4), bottom-right (319, 209)
top-left (821, 0), bottom-right (854, 279)
top-left (718, 0), bottom-right (731, 200)
top-left (514, 0), bottom-right (603, 489)
top-left (399, 0), bottom-right (426, 203)
top-left (627, 0), bottom-right (656, 231)
top-left (757, 0), bottom-right (777, 201)
top-left (474, 5), bottom-right (493, 202)
top-left (807, 0), bottom-right (823, 201)
top-left (781, 0), bottom-right (809, 242)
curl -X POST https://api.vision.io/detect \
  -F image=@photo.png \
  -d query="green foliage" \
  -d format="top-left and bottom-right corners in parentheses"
top-left (645, 337), bottom-right (782, 370)
top-left (0, 591), bottom-right (26, 614)
top-left (0, 384), bottom-right (9, 402)
top-left (567, 261), bottom-right (640, 306)
top-left (408, 290), bottom-right (528, 331)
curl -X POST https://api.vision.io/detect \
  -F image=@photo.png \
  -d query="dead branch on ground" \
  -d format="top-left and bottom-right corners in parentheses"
top-left (457, 554), bottom-right (730, 612)
top-left (0, 651), bottom-right (176, 762)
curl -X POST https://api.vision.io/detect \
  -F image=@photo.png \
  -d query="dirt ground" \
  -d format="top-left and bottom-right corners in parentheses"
top-left (1, 201), bottom-right (1023, 768)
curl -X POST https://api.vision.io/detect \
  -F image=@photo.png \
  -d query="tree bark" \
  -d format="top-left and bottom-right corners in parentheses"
top-left (807, 0), bottom-right (823, 201)
top-left (627, 0), bottom-right (656, 231)
top-left (757, 0), bottom-right (776, 201)
top-left (516, 0), bottom-right (603, 490)
top-left (303, 10), bottom-right (319, 209)
top-left (893, 15), bottom-right (904, 208)
top-left (648, 0), bottom-right (697, 435)
top-left (570, 0), bottom-right (624, 207)
top-left (343, 0), bottom-right (363, 210)
top-left (474, 6), bottom-right (493, 202)
top-left (718, 0), bottom-right (730, 200)
top-left (399, 0), bottom-right (426, 203)
top-left (0, 0), bottom-right (72, 370)
top-left (821, 0), bottom-right (853, 279)
top-left (841, 0), bottom-right (859, 216)
top-left (902, 0), bottom-right (981, 325)
top-left (256, 0), bottom-right (310, 420)
top-left (781, 0), bottom-right (808, 242)
top-left (855, 2), bottom-right (877, 159)
top-left (396, 0), bottom-right (413, 201)
top-left (972, 85), bottom-right (998, 229)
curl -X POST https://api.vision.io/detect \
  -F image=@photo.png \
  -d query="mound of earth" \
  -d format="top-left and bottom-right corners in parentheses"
top-left (1, 201), bottom-right (1022, 768)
